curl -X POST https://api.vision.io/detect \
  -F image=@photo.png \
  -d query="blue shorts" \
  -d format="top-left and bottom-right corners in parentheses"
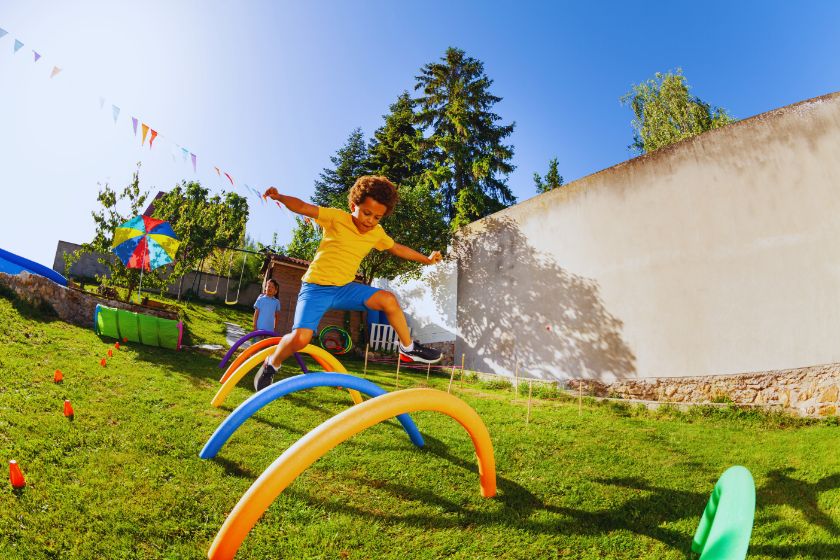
top-left (293, 281), bottom-right (380, 332)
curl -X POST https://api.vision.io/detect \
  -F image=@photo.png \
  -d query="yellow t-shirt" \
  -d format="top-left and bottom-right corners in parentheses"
top-left (302, 207), bottom-right (395, 286)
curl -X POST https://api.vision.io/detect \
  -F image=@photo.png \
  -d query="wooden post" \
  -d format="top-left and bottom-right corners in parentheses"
top-left (459, 353), bottom-right (465, 388)
top-left (395, 354), bottom-right (401, 388)
top-left (578, 359), bottom-right (587, 416)
top-left (426, 362), bottom-right (431, 381)
top-left (526, 379), bottom-right (533, 425)
top-left (513, 359), bottom-right (519, 403)
top-left (363, 343), bottom-right (369, 377)
top-left (447, 361), bottom-right (457, 393)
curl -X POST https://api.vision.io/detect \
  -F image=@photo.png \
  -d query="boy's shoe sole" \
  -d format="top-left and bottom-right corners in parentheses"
top-left (254, 363), bottom-right (276, 392)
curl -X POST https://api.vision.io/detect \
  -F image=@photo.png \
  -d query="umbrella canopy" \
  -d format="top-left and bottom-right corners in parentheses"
top-left (112, 215), bottom-right (180, 271)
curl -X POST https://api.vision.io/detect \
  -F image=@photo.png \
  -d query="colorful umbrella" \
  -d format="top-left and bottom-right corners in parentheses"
top-left (112, 215), bottom-right (180, 300)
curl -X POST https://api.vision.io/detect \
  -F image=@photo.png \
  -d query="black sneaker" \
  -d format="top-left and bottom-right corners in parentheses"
top-left (254, 362), bottom-right (276, 391)
top-left (399, 341), bottom-right (442, 364)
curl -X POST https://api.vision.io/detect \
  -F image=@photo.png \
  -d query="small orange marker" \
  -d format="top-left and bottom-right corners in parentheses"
top-left (9, 460), bottom-right (25, 489)
top-left (115, 342), bottom-right (120, 350)
top-left (107, 349), bottom-right (113, 357)
top-left (123, 337), bottom-right (128, 343)
top-left (63, 399), bottom-right (74, 419)
top-left (100, 358), bottom-right (106, 367)
top-left (54, 369), bottom-right (63, 383)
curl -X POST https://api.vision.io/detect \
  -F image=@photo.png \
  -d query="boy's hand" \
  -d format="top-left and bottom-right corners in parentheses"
top-left (263, 187), bottom-right (280, 200)
top-left (427, 251), bottom-right (442, 264)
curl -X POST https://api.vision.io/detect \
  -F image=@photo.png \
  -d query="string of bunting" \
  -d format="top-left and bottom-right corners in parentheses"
top-left (0, 23), bottom-right (312, 232)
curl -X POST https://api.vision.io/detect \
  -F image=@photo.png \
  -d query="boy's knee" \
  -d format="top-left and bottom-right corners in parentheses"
top-left (377, 290), bottom-right (399, 310)
top-left (290, 330), bottom-right (312, 349)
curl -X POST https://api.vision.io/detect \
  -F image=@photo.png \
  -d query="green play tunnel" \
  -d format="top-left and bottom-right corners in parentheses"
top-left (94, 304), bottom-right (183, 350)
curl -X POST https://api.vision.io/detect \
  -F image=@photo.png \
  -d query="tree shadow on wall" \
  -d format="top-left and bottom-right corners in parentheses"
top-left (453, 216), bottom-right (636, 383)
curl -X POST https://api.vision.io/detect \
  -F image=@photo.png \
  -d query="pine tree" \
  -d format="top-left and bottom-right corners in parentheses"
top-left (415, 47), bottom-right (516, 229)
top-left (362, 92), bottom-right (448, 283)
top-left (534, 158), bottom-right (564, 193)
top-left (311, 128), bottom-right (371, 210)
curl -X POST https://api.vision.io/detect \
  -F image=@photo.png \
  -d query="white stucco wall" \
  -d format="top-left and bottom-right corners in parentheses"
top-left (456, 92), bottom-right (840, 383)
top-left (373, 259), bottom-right (457, 344)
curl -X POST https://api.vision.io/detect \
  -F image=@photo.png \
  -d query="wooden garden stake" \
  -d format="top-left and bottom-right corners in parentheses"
top-left (395, 354), bottom-right (401, 388)
top-left (526, 379), bottom-right (533, 425)
top-left (426, 362), bottom-right (431, 381)
top-left (513, 359), bottom-right (519, 403)
top-left (459, 353), bottom-right (465, 388)
top-left (578, 359), bottom-right (588, 416)
top-left (363, 343), bottom-right (369, 376)
top-left (447, 361), bottom-right (457, 393)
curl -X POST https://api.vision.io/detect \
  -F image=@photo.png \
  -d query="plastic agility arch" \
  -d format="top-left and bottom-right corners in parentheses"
top-left (200, 372), bottom-right (424, 459)
top-left (207, 388), bottom-right (495, 560)
top-left (94, 304), bottom-right (183, 350)
top-left (211, 344), bottom-right (363, 407)
top-left (218, 330), bottom-right (277, 369)
top-left (219, 336), bottom-right (283, 384)
top-left (691, 465), bottom-right (755, 560)
top-left (220, 338), bottom-right (328, 385)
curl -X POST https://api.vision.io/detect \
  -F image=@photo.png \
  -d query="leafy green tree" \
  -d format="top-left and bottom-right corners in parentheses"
top-left (65, 163), bottom-right (165, 298)
top-left (152, 181), bottom-right (248, 300)
top-left (284, 217), bottom-right (321, 262)
top-left (621, 69), bottom-right (737, 154)
top-left (534, 158), bottom-right (564, 193)
top-left (415, 47), bottom-right (516, 229)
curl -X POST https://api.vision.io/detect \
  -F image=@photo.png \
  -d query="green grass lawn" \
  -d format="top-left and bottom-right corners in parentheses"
top-left (0, 290), bottom-right (837, 559)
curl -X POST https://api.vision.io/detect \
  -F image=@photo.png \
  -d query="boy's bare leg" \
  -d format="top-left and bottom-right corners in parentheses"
top-left (266, 328), bottom-right (314, 368)
top-left (365, 290), bottom-right (411, 346)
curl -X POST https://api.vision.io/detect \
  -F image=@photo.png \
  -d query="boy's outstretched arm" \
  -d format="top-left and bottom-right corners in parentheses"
top-left (263, 187), bottom-right (319, 219)
top-left (388, 243), bottom-right (442, 265)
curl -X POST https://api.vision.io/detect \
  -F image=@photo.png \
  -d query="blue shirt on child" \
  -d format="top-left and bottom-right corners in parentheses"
top-left (253, 294), bottom-right (281, 332)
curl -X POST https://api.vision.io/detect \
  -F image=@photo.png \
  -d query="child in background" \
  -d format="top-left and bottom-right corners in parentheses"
top-left (255, 176), bottom-right (443, 391)
top-left (253, 278), bottom-right (281, 334)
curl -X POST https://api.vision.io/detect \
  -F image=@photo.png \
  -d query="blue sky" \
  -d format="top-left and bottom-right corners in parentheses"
top-left (1, 1), bottom-right (839, 267)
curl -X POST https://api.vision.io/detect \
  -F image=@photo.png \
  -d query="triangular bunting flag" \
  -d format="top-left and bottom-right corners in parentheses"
top-left (112, 105), bottom-right (120, 123)
top-left (131, 117), bottom-right (138, 136)
top-left (141, 123), bottom-right (149, 146)
top-left (190, 153), bottom-right (197, 172)
top-left (149, 129), bottom-right (158, 148)
top-left (99, 97), bottom-right (105, 109)
top-left (0, 28), bottom-right (7, 40)
top-left (224, 172), bottom-right (234, 186)
top-left (13, 39), bottom-right (23, 53)
top-left (214, 166), bottom-right (220, 176)
top-left (49, 66), bottom-right (61, 78)
top-left (181, 147), bottom-right (188, 161)
top-left (33, 51), bottom-right (41, 62)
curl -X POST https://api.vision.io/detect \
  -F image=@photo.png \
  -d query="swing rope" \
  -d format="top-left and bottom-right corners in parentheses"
top-left (225, 252), bottom-right (247, 305)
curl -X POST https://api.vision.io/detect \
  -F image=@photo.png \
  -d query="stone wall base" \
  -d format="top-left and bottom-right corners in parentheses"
top-left (570, 365), bottom-right (839, 418)
top-left (0, 271), bottom-right (179, 329)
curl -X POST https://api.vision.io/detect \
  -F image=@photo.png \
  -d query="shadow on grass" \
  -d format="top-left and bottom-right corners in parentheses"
top-left (282, 434), bottom-right (840, 558)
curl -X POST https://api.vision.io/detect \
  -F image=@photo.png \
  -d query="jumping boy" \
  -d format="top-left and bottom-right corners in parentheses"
top-left (255, 176), bottom-right (443, 391)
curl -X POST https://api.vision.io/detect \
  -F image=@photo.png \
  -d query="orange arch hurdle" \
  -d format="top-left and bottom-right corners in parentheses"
top-left (211, 344), bottom-right (363, 407)
top-left (207, 388), bottom-right (496, 560)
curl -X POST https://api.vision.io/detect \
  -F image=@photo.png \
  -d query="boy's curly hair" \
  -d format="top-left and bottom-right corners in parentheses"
top-left (347, 176), bottom-right (398, 217)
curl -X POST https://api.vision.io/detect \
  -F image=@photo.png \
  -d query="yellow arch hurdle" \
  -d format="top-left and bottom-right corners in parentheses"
top-left (211, 344), bottom-right (363, 407)
top-left (207, 388), bottom-right (496, 560)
